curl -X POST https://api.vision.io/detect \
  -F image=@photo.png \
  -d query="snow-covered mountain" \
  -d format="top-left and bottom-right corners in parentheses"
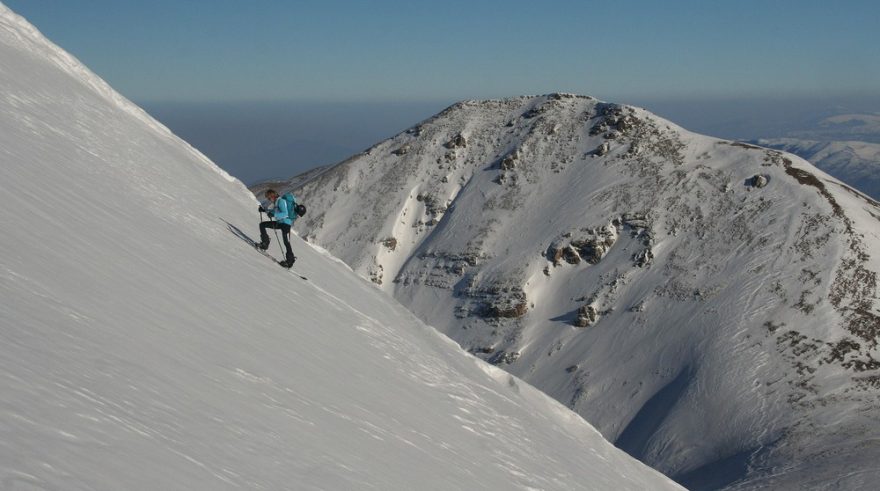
top-left (266, 94), bottom-right (880, 488)
top-left (753, 138), bottom-right (880, 201)
top-left (0, 4), bottom-right (684, 490)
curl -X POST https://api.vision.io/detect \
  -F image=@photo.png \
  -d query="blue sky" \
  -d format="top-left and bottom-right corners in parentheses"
top-left (5, 0), bottom-right (879, 103)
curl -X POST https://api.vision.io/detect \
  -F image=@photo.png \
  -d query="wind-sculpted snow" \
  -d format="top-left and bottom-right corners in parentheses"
top-left (274, 93), bottom-right (880, 489)
top-left (0, 4), bottom-right (682, 490)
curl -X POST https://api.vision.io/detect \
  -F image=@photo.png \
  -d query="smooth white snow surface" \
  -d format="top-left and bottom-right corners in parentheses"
top-left (0, 4), bottom-right (682, 490)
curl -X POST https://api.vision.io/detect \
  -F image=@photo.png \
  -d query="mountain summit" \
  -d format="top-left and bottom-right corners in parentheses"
top-left (0, 4), bottom-right (683, 490)
top-left (268, 93), bottom-right (880, 489)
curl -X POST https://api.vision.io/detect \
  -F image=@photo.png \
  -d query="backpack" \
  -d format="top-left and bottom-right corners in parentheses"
top-left (281, 192), bottom-right (307, 218)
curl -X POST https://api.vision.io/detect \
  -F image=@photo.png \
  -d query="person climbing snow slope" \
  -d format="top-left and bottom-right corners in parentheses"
top-left (258, 189), bottom-right (296, 268)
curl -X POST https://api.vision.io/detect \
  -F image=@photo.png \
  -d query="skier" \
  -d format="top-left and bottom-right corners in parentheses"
top-left (257, 189), bottom-right (296, 268)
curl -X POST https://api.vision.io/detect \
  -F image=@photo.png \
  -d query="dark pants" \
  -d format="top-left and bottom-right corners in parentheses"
top-left (260, 221), bottom-right (294, 262)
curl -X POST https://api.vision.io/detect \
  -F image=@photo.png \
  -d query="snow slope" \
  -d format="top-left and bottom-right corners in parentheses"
top-left (0, 4), bottom-right (682, 490)
top-left (754, 138), bottom-right (880, 201)
top-left (272, 95), bottom-right (880, 489)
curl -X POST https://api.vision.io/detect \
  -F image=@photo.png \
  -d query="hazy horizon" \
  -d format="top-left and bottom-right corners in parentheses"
top-left (142, 94), bottom-right (880, 185)
top-left (5, 0), bottom-right (877, 185)
top-left (141, 100), bottom-right (454, 185)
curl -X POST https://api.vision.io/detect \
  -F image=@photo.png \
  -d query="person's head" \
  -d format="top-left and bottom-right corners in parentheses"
top-left (265, 189), bottom-right (278, 201)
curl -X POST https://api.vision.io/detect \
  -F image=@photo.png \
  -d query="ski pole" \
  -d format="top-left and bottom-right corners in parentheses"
top-left (274, 228), bottom-right (285, 257)
top-left (259, 209), bottom-right (266, 247)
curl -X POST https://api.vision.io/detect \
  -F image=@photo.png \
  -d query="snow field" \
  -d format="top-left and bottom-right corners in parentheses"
top-left (0, 4), bottom-right (682, 490)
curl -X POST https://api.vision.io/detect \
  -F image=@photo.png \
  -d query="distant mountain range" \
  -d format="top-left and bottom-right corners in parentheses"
top-left (790, 113), bottom-right (880, 143)
top-left (753, 138), bottom-right (880, 201)
top-left (265, 94), bottom-right (880, 489)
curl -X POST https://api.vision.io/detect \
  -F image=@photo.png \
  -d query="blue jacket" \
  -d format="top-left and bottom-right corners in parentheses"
top-left (271, 196), bottom-right (293, 226)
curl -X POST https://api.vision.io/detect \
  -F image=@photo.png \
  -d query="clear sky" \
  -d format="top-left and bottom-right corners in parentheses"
top-left (4, 0), bottom-right (879, 104)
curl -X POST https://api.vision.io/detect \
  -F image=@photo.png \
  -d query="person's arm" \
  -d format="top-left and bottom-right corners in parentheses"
top-left (274, 198), bottom-right (289, 222)
top-left (258, 200), bottom-right (273, 216)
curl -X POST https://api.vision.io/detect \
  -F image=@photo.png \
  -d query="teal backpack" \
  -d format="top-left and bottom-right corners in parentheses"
top-left (281, 192), bottom-right (307, 219)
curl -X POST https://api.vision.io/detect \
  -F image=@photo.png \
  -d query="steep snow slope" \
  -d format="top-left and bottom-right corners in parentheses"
top-left (754, 138), bottom-right (880, 201)
top-left (0, 5), bottom-right (683, 490)
top-left (273, 94), bottom-right (880, 489)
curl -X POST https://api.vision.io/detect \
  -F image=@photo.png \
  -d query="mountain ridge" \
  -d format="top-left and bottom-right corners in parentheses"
top-left (753, 137), bottom-right (880, 201)
top-left (268, 93), bottom-right (880, 489)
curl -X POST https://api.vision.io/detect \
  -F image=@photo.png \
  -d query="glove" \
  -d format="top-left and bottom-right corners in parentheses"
top-left (267, 210), bottom-right (274, 218)
top-left (258, 205), bottom-right (266, 213)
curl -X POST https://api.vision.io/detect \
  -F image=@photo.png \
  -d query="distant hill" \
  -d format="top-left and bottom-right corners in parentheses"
top-left (268, 93), bottom-right (880, 489)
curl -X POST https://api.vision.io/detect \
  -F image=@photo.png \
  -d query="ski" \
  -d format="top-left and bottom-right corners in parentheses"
top-left (252, 244), bottom-right (307, 280)
top-left (224, 222), bottom-right (307, 280)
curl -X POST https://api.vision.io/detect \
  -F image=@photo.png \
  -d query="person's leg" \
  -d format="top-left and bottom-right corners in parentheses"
top-left (281, 223), bottom-right (295, 264)
top-left (258, 221), bottom-right (278, 248)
